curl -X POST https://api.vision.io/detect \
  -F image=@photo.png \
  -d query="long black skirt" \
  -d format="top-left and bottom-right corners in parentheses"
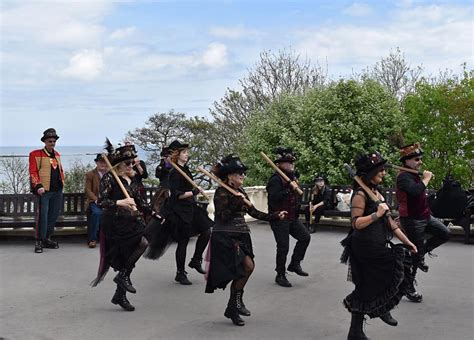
top-left (205, 231), bottom-right (254, 294)
top-left (145, 204), bottom-right (212, 260)
top-left (343, 236), bottom-right (413, 318)
top-left (91, 212), bottom-right (145, 286)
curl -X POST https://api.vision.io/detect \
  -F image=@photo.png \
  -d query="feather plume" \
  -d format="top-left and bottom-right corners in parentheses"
top-left (104, 137), bottom-right (114, 154)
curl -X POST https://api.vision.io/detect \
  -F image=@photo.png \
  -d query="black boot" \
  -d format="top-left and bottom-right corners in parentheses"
top-left (224, 290), bottom-right (245, 326)
top-left (287, 262), bottom-right (309, 276)
top-left (188, 257), bottom-right (206, 274)
top-left (42, 238), bottom-right (59, 249)
top-left (235, 289), bottom-right (251, 316)
top-left (175, 270), bottom-right (192, 285)
top-left (347, 313), bottom-right (368, 340)
top-left (405, 280), bottom-right (422, 303)
top-left (113, 271), bottom-right (136, 293)
top-left (380, 312), bottom-right (398, 326)
top-left (417, 258), bottom-right (429, 272)
top-left (111, 287), bottom-right (135, 311)
top-left (275, 273), bottom-right (292, 287)
top-left (34, 240), bottom-right (43, 253)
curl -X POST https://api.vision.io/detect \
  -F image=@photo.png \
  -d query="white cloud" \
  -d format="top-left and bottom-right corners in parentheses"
top-left (294, 4), bottom-right (473, 75)
top-left (343, 2), bottom-right (373, 17)
top-left (61, 50), bottom-right (104, 80)
top-left (110, 26), bottom-right (136, 40)
top-left (209, 25), bottom-right (262, 40)
top-left (201, 43), bottom-right (228, 68)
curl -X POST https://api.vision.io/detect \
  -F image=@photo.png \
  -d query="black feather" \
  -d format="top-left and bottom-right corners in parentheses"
top-left (104, 137), bottom-right (114, 154)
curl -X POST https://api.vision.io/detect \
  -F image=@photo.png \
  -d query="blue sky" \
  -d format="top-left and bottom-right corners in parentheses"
top-left (1, 0), bottom-right (472, 146)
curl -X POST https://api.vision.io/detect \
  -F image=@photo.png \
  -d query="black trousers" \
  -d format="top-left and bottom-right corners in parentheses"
top-left (304, 205), bottom-right (324, 225)
top-left (270, 219), bottom-right (311, 274)
top-left (400, 215), bottom-right (450, 267)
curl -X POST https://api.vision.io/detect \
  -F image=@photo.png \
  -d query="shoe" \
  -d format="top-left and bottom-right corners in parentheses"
top-left (405, 287), bottom-right (423, 303)
top-left (287, 262), bottom-right (309, 276)
top-left (42, 238), bottom-right (59, 249)
top-left (111, 290), bottom-right (135, 311)
top-left (224, 306), bottom-right (245, 326)
top-left (175, 271), bottom-right (192, 285)
top-left (417, 259), bottom-right (429, 272)
top-left (113, 271), bottom-right (136, 293)
top-left (348, 313), bottom-right (369, 340)
top-left (275, 273), bottom-right (292, 287)
top-left (380, 312), bottom-right (398, 326)
top-left (88, 241), bottom-right (97, 248)
top-left (34, 240), bottom-right (43, 253)
top-left (188, 258), bottom-right (206, 274)
top-left (235, 290), bottom-right (251, 316)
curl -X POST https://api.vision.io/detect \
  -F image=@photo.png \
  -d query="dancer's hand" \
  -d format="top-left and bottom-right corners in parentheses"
top-left (117, 198), bottom-right (136, 211)
top-left (277, 211), bottom-right (288, 219)
top-left (408, 242), bottom-right (418, 254)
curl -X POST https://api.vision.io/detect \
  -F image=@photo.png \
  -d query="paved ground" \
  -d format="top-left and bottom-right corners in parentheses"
top-left (1, 223), bottom-right (473, 340)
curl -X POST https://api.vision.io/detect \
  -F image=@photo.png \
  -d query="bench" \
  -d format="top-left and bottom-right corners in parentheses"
top-left (0, 193), bottom-right (89, 232)
top-left (299, 185), bottom-right (474, 243)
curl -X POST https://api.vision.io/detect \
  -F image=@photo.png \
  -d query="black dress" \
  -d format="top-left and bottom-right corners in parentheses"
top-left (145, 163), bottom-right (213, 259)
top-left (342, 189), bottom-right (413, 318)
top-left (91, 172), bottom-right (149, 286)
top-left (205, 186), bottom-right (278, 293)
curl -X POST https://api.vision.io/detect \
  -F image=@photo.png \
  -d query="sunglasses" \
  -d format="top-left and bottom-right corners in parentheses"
top-left (414, 157), bottom-right (423, 162)
top-left (124, 160), bottom-right (133, 166)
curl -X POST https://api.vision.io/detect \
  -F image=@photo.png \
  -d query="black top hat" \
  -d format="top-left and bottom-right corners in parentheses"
top-left (41, 128), bottom-right (59, 142)
top-left (104, 138), bottom-right (137, 166)
top-left (355, 151), bottom-right (387, 179)
top-left (213, 154), bottom-right (248, 180)
top-left (274, 147), bottom-right (297, 164)
top-left (94, 154), bottom-right (104, 162)
top-left (168, 140), bottom-right (189, 150)
top-left (313, 174), bottom-right (325, 182)
top-left (399, 143), bottom-right (424, 162)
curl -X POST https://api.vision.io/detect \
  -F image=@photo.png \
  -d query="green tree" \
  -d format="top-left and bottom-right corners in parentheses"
top-left (63, 160), bottom-right (93, 193)
top-left (403, 69), bottom-right (473, 188)
top-left (240, 79), bottom-right (405, 186)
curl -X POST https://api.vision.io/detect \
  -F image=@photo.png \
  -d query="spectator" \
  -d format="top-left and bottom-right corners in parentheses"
top-left (84, 154), bottom-right (107, 248)
top-left (305, 174), bottom-right (332, 233)
top-left (29, 128), bottom-right (64, 253)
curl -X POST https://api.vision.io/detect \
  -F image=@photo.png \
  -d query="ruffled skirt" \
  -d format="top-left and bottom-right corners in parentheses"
top-left (342, 235), bottom-right (413, 318)
top-left (205, 231), bottom-right (254, 293)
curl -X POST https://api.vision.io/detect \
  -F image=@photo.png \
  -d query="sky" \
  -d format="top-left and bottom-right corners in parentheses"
top-left (1, 0), bottom-right (472, 147)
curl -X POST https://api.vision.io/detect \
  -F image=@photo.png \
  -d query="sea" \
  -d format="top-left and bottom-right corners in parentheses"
top-left (0, 146), bottom-right (152, 181)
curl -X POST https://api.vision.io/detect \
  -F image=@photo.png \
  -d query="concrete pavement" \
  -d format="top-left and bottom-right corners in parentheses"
top-left (1, 223), bottom-right (473, 340)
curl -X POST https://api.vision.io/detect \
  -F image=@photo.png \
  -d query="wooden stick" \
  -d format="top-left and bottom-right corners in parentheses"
top-left (102, 153), bottom-right (137, 212)
top-left (386, 163), bottom-right (424, 176)
top-left (197, 166), bottom-right (253, 207)
top-left (169, 160), bottom-right (210, 201)
top-left (260, 152), bottom-right (304, 196)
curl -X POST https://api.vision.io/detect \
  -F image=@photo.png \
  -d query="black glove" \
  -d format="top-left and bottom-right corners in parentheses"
top-left (191, 187), bottom-right (201, 196)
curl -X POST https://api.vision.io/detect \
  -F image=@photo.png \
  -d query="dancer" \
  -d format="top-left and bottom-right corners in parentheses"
top-left (146, 140), bottom-right (212, 285)
top-left (341, 152), bottom-right (417, 339)
top-left (91, 140), bottom-right (151, 312)
top-left (396, 143), bottom-right (450, 302)
top-left (205, 155), bottom-right (286, 326)
top-left (266, 147), bottom-right (311, 287)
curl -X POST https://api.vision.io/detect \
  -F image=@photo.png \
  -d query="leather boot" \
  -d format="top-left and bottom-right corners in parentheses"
top-left (287, 262), bottom-right (309, 276)
top-left (111, 287), bottom-right (135, 311)
top-left (34, 240), bottom-right (43, 253)
top-left (174, 270), bottom-right (192, 285)
top-left (275, 273), bottom-right (292, 287)
top-left (235, 289), bottom-right (251, 316)
top-left (347, 313), bottom-right (368, 340)
top-left (188, 257), bottom-right (206, 274)
top-left (380, 312), bottom-right (398, 326)
top-left (417, 258), bottom-right (429, 272)
top-left (405, 280), bottom-right (422, 303)
top-left (224, 290), bottom-right (245, 326)
top-left (42, 238), bottom-right (59, 249)
top-left (113, 271), bottom-right (136, 293)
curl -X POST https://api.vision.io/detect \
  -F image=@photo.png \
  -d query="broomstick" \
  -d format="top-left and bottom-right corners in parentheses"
top-left (169, 160), bottom-right (210, 201)
top-left (260, 152), bottom-right (304, 196)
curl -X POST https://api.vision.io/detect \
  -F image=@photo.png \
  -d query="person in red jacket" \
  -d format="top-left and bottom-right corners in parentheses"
top-left (29, 128), bottom-right (65, 253)
top-left (396, 143), bottom-right (450, 302)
